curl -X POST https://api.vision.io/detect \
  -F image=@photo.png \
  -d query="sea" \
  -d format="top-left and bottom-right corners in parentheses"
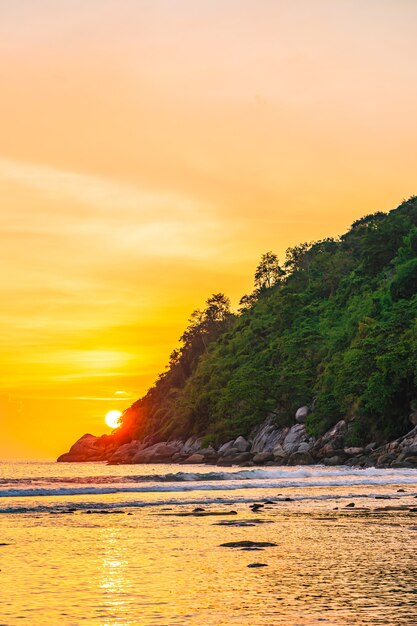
top-left (1, 461), bottom-right (417, 626)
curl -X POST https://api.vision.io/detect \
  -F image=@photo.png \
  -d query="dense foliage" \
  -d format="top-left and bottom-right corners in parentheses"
top-left (119, 198), bottom-right (417, 447)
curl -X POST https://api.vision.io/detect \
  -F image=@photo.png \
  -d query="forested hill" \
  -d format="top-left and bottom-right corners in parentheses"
top-left (118, 197), bottom-right (417, 448)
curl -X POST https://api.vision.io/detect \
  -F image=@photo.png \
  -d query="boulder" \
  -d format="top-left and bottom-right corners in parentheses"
top-left (181, 437), bottom-right (203, 455)
top-left (282, 424), bottom-right (309, 454)
top-left (273, 444), bottom-right (287, 458)
top-left (171, 452), bottom-right (188, 462)
top-left (233, 436), bottom-right (250, 452)
top-left (108, 440), bottom-right (145, 464)
top-left (295, 406), bottom-right (309, 424)
top-left (251, 418), bottom-right (288, 453)
top-left (57, 433), bottom-right (117, 462)
top-left (322, 455), bottom-right (346, 466)
top-left (376, 453), bottom-right (396, 468)
top-left (314, 420), bottom-right (347, 455)
top-left (217, 440), bottom-right (236, 457)
top-left (183, 453), bottom-right (205, 464)
top-left (409, 412), bottom-right (417, 427)
top-left (253, 452), bottom-right (274, 464)
top-left (404, 444), bottom-right (417, 456)
top-left (217, 452), bottom-right (253, 466)
top-left (344, 447), bottom-right (364, 456)
top-left (287, 451), bottom-right (315, 465)
top-left (132, 442), bottom-right (179, 463)
top-left (195, 446), bottom-right (218, 459)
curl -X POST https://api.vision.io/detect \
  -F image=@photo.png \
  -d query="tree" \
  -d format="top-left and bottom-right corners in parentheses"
top-left (204, 293), bottom-right (231, 323)
top-left (254, 252), bottom-right (284, 290)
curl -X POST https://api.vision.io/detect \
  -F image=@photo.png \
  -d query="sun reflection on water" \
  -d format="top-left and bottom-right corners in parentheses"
top-left (99, 527), bottom-right (129, 615)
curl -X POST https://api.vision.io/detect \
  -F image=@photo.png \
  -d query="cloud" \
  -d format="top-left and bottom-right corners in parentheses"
top-left (0, 157), bottom-right (227, 263)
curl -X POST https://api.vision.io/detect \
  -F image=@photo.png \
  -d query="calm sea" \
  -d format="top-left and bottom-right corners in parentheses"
top-left (1, 461), bottom-right (417, 625)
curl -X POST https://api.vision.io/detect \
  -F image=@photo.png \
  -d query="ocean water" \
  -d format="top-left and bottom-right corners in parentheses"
top-left (1, 461), bottom-right (417, 625)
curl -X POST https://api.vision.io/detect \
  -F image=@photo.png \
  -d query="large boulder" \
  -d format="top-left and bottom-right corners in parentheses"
top-left (253, 452), bottom-right (274, 464)
top-left (132, 442), bottom-right (180, 463)
top-left (250, 418), bottom-right (289, 453)
top-left (295, 406), bottom-right (309, 424)
top-left (282, 424), bottom-right (310, 455)
top-left (287, 451), bottom-right (315, 465)
top-left (57, 434), bottom-right (117, 462)
top-left (217, 440), bottom-right (236, 457)
top-left (108, 440), bottom-right (145, 464)
top-left (313, 420), bottom-right (347, 458)
top-left (184, 453), bottom-right (205, 464)
top-left (181, 437), bottom-right (203, 455)
top-left (217, 452), bottom-right (253, 466)
top-left (234, 436), bottom-right (251, 452)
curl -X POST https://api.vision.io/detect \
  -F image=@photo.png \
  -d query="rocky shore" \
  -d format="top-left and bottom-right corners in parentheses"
top-left (58, 407), bottom-right (417, 469)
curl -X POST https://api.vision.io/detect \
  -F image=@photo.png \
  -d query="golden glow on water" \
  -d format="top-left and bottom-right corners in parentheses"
top-left (1, 484), bottom-right (417, 624)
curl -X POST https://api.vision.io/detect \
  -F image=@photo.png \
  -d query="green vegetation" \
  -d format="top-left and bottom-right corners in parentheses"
top-left (120, 197), bottom-right (417, 447)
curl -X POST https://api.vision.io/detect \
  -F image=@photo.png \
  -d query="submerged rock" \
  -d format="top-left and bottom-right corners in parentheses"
top-left (220, 541), bottom-right (277, 548)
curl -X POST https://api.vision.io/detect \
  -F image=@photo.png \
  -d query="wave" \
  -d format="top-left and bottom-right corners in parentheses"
top-left (2, 473), bottom-right (417, 499)
top-left (0, 488), bottom-right (415, 516)
top-left (2, 466), bottom-right (417, 487)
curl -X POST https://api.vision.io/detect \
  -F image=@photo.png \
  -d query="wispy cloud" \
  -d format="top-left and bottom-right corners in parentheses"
top-left (0, 157), bottom-right (224, 261)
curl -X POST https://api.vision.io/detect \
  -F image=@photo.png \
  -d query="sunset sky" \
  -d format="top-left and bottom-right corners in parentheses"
top-left (1, 0), bottom-right (416, 458)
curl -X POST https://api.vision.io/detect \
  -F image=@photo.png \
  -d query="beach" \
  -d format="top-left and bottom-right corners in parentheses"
top-left (1, 462), bottom-right (417, 625)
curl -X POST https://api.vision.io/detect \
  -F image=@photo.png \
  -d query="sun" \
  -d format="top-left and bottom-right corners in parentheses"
top-left (105, 410), bottom-right (122, 429)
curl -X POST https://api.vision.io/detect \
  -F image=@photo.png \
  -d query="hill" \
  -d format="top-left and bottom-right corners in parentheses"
top-left (114, 196), bottom-right (417, 450)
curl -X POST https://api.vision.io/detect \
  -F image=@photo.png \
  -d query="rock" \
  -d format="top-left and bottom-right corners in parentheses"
top-left (194, 446), bottom-right (218, 462)
top-left (287, 451), bottom-right (314, 466)
top-left (234, 436), bottom-right (251, 452)
top-left (220, 541), bottom-right (277, 548)
top-left (282, 424), bottom-right (309, 455)
top-left (108, 440), bottom-right (145, 464)
top-left (313, 420), bottom-right (347, 457)
top-left (403, 456), bottom-right (417, 467)
top-left (57, 433), bottom-right (118, 462)
top-left (183, 453), bottom-right (205, 464)
top-left (253, 452), bottom-right (274, 464)
top-left (217, 452), bottom-right (252, 466)
top-left (364, 442), bottom-right (378, 454)
top-left (132, 442), bottom-right (179, 463)
top-left (344, 447), bottom-right (364, 456)
top-left (171, 452), bottom-right (188, 462)
top-left (217, 440), bottom-right (236, 456)
top-left (251, 418), bottom-right (289, 453)
top-left (295, 406), bottom-right (309, 424)
top-left (409, 412), bottom-right (417, 427)
top-left (247, 563), bottom-right (268, 568)
top-left (272, 455), bottom-right (287, 465)
top-left (180, 437), bottom-right (202, 455)
top-left (323, 455), bottom-right (346, 466)
top-left (345, 502), bottom-right (355, 508)
top-left (376, 453), bottom-right (396, 467)
top-left (273, 444), bottom-right (287, 458)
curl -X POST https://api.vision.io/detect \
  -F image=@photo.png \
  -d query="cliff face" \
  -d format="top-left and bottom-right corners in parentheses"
top-left (59, 197), bottom-right (417, 464)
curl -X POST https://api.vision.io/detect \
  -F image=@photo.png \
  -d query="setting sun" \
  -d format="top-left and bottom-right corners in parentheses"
top-left (104, 410), bottom-right (122, 429)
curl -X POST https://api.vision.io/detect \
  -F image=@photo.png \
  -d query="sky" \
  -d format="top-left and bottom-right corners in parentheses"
top-left (1, 0), bottom-right (416, 459)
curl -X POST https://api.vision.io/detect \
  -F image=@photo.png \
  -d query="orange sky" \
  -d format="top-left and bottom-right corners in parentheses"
top-left (1, 0), bottom-right (416, 459)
